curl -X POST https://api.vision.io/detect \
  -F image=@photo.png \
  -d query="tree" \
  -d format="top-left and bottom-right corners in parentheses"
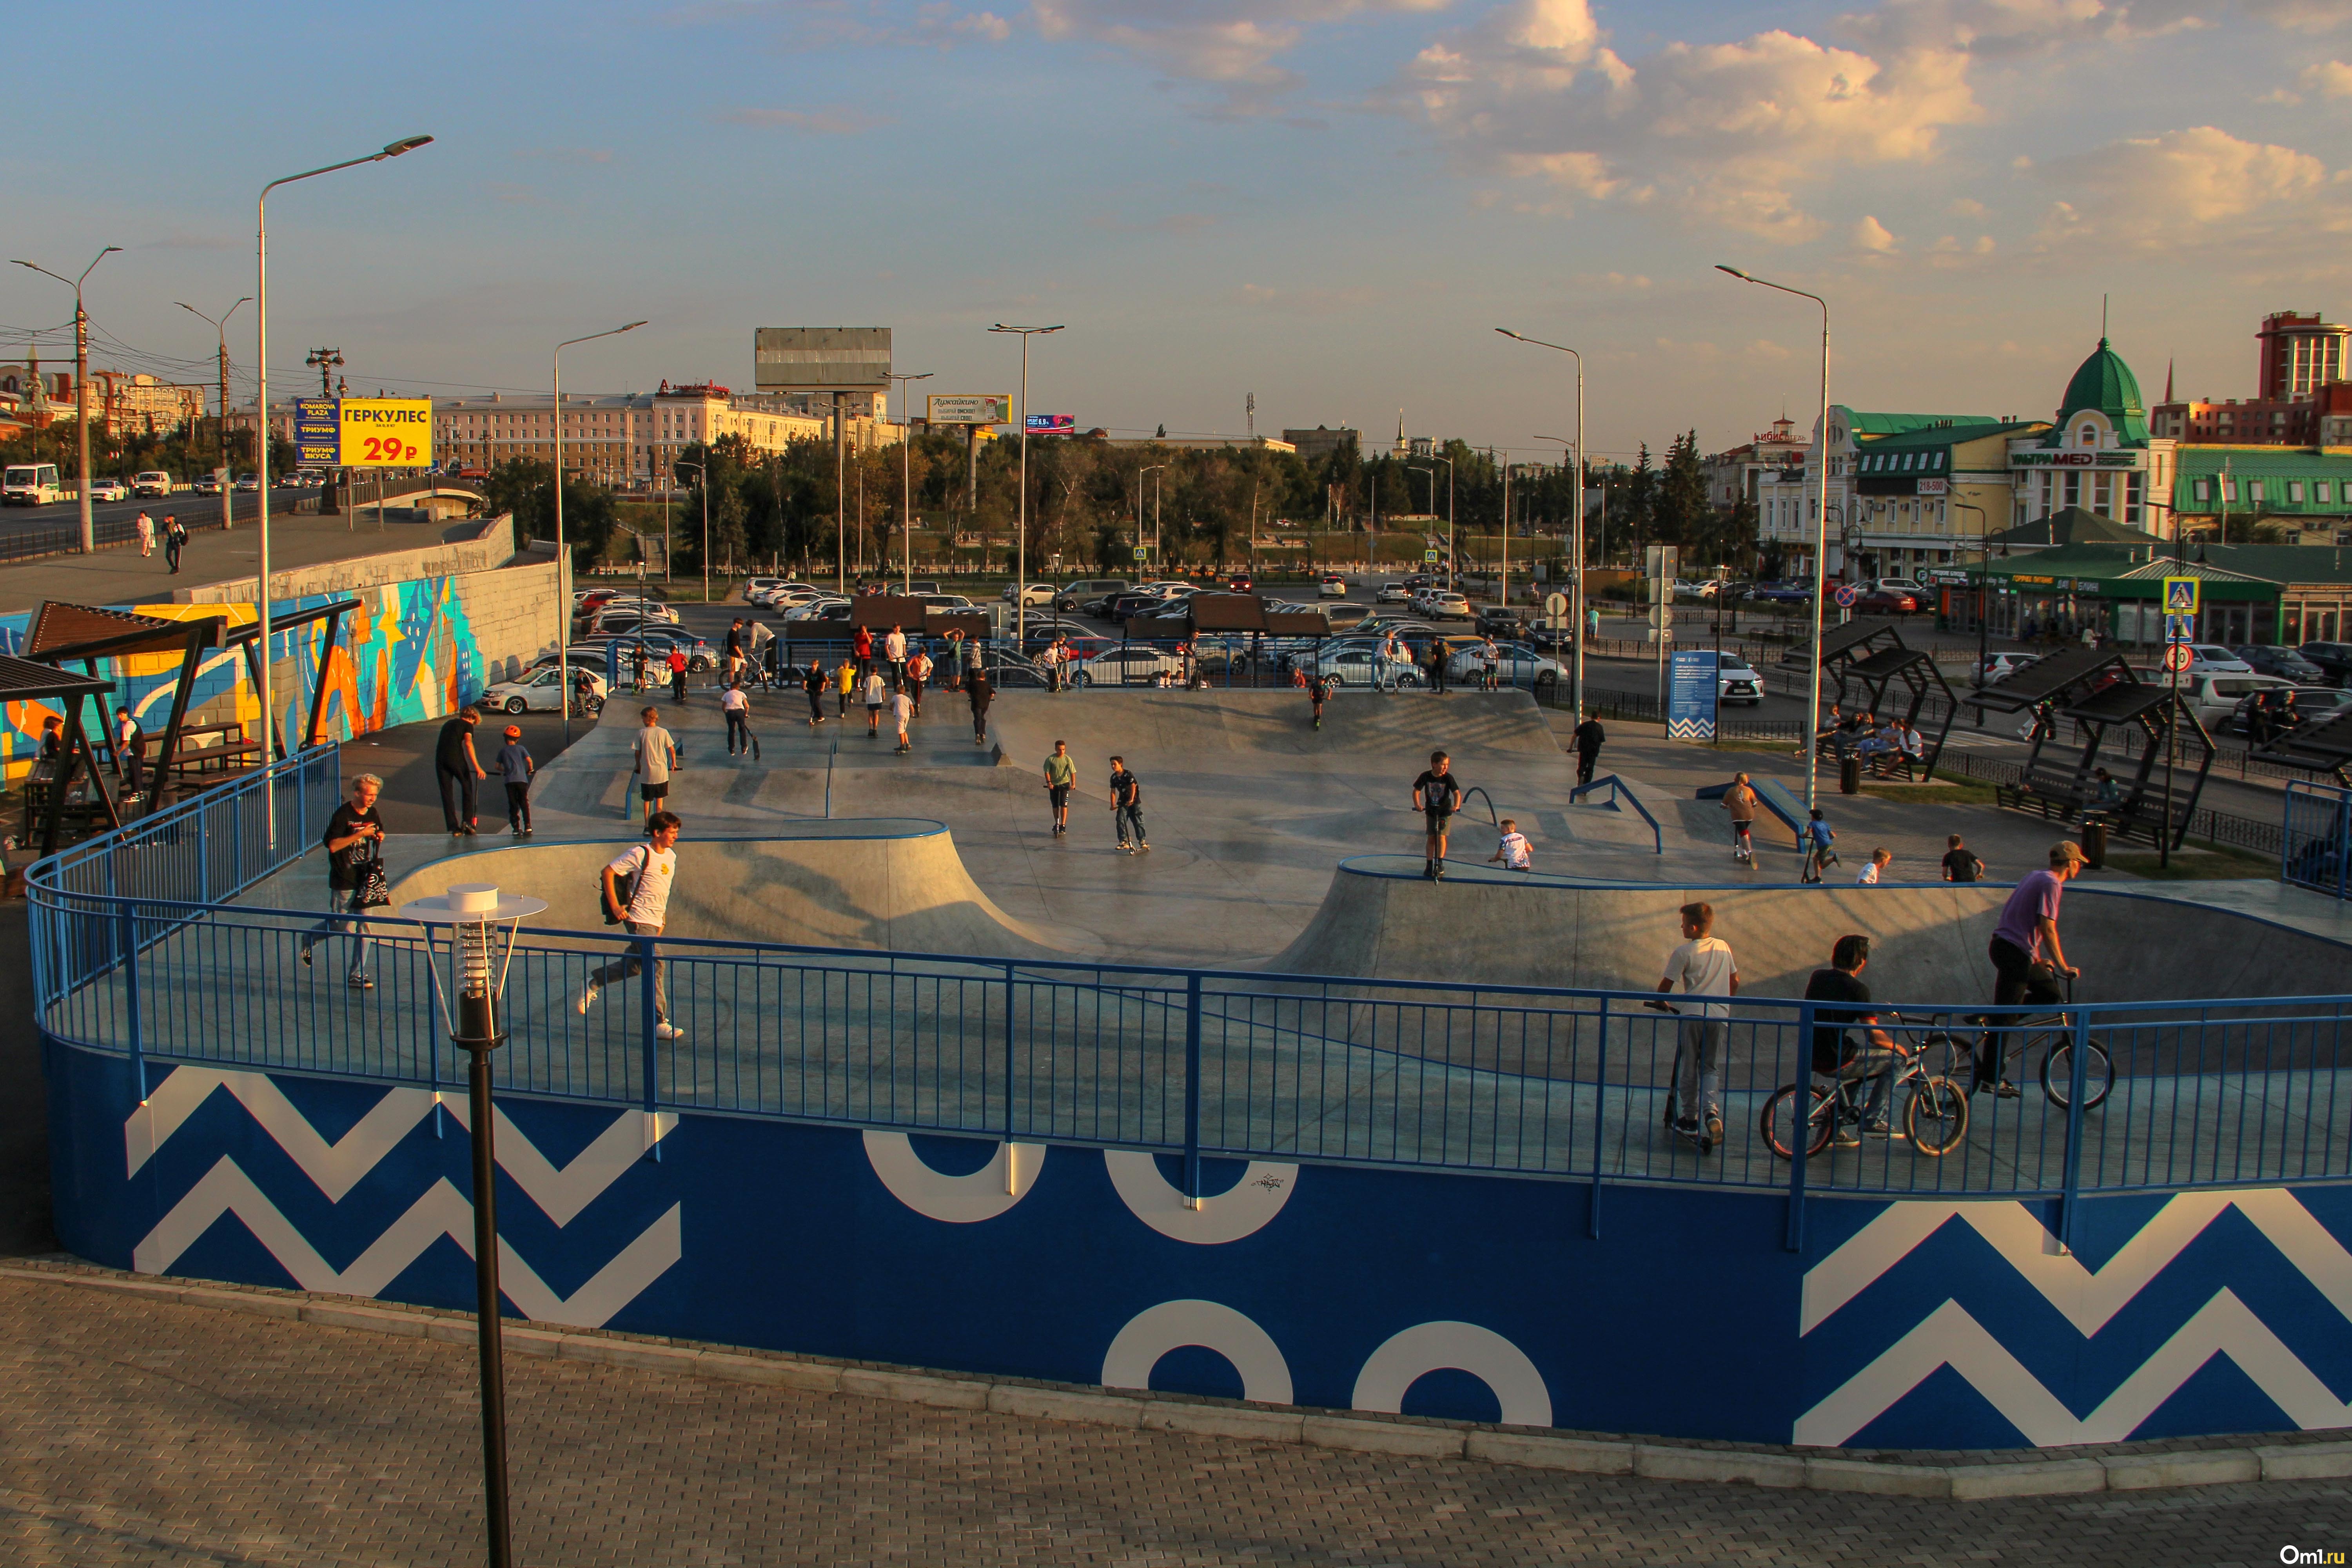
top-left (1655, 431), bottom-right (1709, 552)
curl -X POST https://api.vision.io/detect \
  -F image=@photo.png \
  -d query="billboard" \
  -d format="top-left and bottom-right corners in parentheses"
top-left (1026, 413), bottom-right (1076, 435)
top-left (927, 394), bottom-right (1011, 426)
top-left (337, 399), bottom-right (433, 467)
top-left (294, 399), bottom-right (340, 466)
top-left (752, 327), bottom-right (891, 392)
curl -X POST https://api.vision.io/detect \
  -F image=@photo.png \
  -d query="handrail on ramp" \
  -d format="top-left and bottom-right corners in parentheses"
top-left (1569, 773), bottom-right (1662, 854)
top-left (1695, 775), bottom-right (1806, 853)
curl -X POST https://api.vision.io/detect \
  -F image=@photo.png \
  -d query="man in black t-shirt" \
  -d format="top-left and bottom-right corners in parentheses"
top-left (1412, 749), bottom-right (1463, 879)
top-left (435, 707), bottom-right (485, 835)
top-left (1940, 834), bottom-right (1985, 883)
top-left (299, 773), bottom-right (387, 990)
top-left (1802, 933), bottom-right (1906, 1144)
top-left (1571, 717), bottom-right (1605, 786)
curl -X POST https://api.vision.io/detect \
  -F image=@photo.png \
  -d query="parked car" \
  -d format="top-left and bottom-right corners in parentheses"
top-left (1066, 645), bottom-right (1186, 687)
top-left (86, 475), bottom-right (128, 502)
top-left (1226, 573), bottom-right (1253, 592)
top-left (2298, 642), bottom-right (2352, 686)
top-left (1473, 606), bottom-right (1526, 639)
top-left (2225, 686), bottom-right (2352, 739)
top-left (131, 470), bottom-right (172, 499)
top-left (1853, 589), bottom-right (1920, 615)
top-left (1974, 651), bottom-right (2043, 687)
top-left (485, 664), bottom-right (608, 715)
top-left (2183, 644), bottom-right (2253, 675)
top-left (1746, 582), bottom-right (1814, 604)
top-left (1871, 577), bottom-right (1928, 599)
top-left (2234, 645), bottom-right (2326, 682)
top-left (580, 628), bottom-right (716, 672)
top-left (1374, 581), bottom-right (1419, 604)
top-left (1323, 602), bottom-right (1374, 632)
top-left (1054, 578), bottom-right (1129, 611)
top-left (1305, 642), bottom-right (1423, 688)
top-left (1443, 642), bottom-right (1562, 686)
top-left (1002, 582), bottom-right (1059, 607)
top-left (1681, 649), bottom-right (1766, 706)
top-left (1317, 574), bottom-right (1348, 598)
top-left (2179, 671), bottom-right (2291, 729)
top-left (190, 473), bottom-right (223, 496)
top-left (1421, 590), bottom-right (1473, 621)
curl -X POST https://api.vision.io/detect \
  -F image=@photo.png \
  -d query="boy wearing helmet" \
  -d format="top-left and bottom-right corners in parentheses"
top-left (496, 724), bottom-right (536, 837)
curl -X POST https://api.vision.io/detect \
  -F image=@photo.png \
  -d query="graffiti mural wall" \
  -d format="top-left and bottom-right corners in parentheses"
top-left (0, 578), bottom-right (488, 779)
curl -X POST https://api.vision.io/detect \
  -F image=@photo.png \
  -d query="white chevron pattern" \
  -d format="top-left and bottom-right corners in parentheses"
top-left (1796, 1189), bottom-right (2352, 1448)
top-left (122, 1067), bottom-right (683, 1330)
top-left (131, 1157), bottom-right (681, 1328)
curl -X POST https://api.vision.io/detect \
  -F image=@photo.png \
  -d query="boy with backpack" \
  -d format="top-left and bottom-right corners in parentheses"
top-left (577, 811), bottom-right (684, 1041)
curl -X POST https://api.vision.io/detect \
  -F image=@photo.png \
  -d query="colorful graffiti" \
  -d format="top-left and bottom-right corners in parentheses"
top-left (0, 579), bottom-right (485, 779)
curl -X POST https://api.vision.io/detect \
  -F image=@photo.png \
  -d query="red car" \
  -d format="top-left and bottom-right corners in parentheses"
top-left (1227, 573), bottom-right (1253, 591)
top-left (1854, 589), bottom-right (1919, 614)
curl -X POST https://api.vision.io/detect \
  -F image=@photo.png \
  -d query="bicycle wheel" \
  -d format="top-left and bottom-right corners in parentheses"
top-left (1918, 1031), bottom-right (1971, 1082)
top-left (1762, 1083), bottom-right (1835, 1161)
top-left (1902, 1076), bottom-right (1970, 1156)
top-left (2041, 1038), bottom-right (2112, 1111)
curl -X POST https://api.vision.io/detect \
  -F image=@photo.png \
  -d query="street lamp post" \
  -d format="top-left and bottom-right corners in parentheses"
top-left (256, 135), bottom-right (433, 835)
top-left (12, 247), bottom-right (120, 554)
top-left (675, 458), bottom-right (711, 604)
top-left (1136, 463), bottom-right (1167, 570)
top-left (396, 881), bottom-right (548, 1568)
top-left (988, 324), bottom-right (1063, 645)
top-left (1715, 265), bottom-right (1831, 812)
top-left (1952, 500), bottom-right (1989, 725)
top-left (554, 322), bottom-right (646, 745)
top-left (1497, 328), bottom-right (1586, 722)
top-left (887, 370), bottom-right (933, 593)
top-left (176, 297), bottom-right (250, 535)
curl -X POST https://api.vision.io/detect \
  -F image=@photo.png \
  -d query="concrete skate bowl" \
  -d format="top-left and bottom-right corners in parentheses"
top-left (380, 818), bottom-right (1059, 958)
top-left (986, 688), bottom-right (1561, 763)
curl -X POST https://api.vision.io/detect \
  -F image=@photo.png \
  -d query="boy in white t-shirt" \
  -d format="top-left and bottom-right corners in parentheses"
top-left (1488, 817), bottom-right (1534, 871)
top-left (891, 687), bottom-right (914, 753)
top-left (1655, 901), bottom-right (1739, 1148)
top-left (1856, 848), bottom-right (1893, 886)
top-left (577, 812), bottom-right (684, 1040)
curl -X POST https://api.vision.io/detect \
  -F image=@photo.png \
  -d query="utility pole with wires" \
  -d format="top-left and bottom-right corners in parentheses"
top-left (177, 296), bottom-right (250, 533)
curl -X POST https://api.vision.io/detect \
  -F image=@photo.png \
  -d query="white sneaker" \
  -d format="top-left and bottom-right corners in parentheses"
top-left (576, 983), bottom-right (600, 1016)
top-left (655, 1021), bottom-right (685, 1040)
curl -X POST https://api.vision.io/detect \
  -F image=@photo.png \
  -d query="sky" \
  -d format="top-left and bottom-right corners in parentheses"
top-left (9, 0), bottom-right (2352, 465)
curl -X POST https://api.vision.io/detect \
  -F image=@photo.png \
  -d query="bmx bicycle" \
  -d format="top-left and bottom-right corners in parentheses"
top-left (1762, 1012), bottom-right (1972, 1160)
top-left (1910, 978), bottom-right (2110, 1111)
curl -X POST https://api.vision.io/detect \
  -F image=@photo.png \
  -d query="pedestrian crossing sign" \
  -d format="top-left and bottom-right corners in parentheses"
top-left (2163, 577), bottom-right (2199, 615)
top-left (2165, 613), bottom-right (2194, 643)
top-left (1423, 549), bottom-right (1439, 563)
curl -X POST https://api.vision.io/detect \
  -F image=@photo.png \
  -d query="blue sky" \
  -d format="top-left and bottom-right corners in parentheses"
top-left (10, 0), bottom-right (2352, 463)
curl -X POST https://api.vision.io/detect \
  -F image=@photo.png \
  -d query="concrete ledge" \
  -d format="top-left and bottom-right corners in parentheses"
top-left (4, 1262), bottom-right (2344, 1500)
top-left (1302, 1416), bottom-right (1466, 1458)
top-left (1635, 1445), bottom-right (1806, 1489)
top-left (2256, 1443), bottom-right (2352, 1481)
top-left (1948, 1460), bottom-right (2107, 1500)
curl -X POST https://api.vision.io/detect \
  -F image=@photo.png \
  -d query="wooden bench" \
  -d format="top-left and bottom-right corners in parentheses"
top-left (167, 739), bottom-right (262, 776)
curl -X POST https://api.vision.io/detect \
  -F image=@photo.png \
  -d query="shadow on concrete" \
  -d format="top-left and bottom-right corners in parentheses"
top-left (0, 901), bottom-right (56, 1256)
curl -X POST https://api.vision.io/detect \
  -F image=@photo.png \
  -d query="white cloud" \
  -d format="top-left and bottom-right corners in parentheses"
top-left (2034, 125), bottom-right (2334, 249)
top-left (1852, 214), bottom-right (1902, 251)
top-left (1404, 1), bottom-right (1978, 237)
top-left (2302, 57), bottom-right (2352, 93)
top-left (1031, 0), bottom-right (1451, 106)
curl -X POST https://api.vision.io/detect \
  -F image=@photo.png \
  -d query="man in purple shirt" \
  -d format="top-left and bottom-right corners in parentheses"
top-left (1978, 840), bottom-right (2085, 1095)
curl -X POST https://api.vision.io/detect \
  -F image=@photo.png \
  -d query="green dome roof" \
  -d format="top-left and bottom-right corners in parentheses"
top-left (2047, 338), bottom-right (2149, 445)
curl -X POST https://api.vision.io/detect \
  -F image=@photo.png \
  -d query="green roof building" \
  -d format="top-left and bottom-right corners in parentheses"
top-left (2009, 338), bottom-right (2180, 540)
top-left (2171, 448), bottom-right (2352, 539)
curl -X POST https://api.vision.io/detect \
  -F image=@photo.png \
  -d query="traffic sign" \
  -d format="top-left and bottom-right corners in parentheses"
top-left (1834, 584), bottom-right (1860, 608)
top-left (2163, 576), bottom-right (2199, 616)
top-left (2162, 642), bottom-right (2193, 673)
top-left (1543, 592), bottom-right (1569, 619)
top-left (1132, 546), bottom-right (1148, 562)
top-left (1423, 549), bottom-right (1439, 563)
top-left (2165, 613), bottom-right (2195, 643)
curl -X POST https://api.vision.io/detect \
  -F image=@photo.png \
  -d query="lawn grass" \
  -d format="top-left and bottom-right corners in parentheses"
top-left (2104, 842), bottom-right (2277, 880)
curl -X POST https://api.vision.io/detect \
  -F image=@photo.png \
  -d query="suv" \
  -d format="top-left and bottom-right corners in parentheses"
top-left (1422, 590), bottom-right (1473, 621)
top-left (2233, 645), bottom-right (2325, 682)
top-left (1054, 578), bottom-right (1129, 611)
top-left (131, 471), bottom-right (172, 499)
top-left (2299, 642), bottom-right (2352, 686)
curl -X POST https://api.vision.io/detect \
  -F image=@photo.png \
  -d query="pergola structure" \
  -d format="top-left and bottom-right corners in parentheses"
top-left (1813, 618), bottom-right (1959, 780)
top-left (1968, 642), bottom-right (2213, 849)
top-left (0, 653), bottom-right (120, 857)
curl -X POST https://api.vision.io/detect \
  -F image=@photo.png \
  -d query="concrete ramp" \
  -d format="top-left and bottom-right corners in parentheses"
top-left (381, 819), bottom-right (1062, 957)
top-left (1269, 860), bottom-right (2352, 1009)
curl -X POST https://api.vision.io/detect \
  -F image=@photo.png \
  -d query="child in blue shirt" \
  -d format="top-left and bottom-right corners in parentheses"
top-left (496, 724), bottom-right (535, 837)
top-left (1801, 808), bottom-right (1838, 884)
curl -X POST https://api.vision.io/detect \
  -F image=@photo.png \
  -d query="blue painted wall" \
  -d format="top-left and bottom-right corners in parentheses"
top-left (48, 1041), bottom-right (2352, 1449)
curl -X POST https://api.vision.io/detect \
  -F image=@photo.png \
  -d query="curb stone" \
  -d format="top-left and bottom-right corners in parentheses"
top-left (5, 1261), bottom-right (2347, 1501)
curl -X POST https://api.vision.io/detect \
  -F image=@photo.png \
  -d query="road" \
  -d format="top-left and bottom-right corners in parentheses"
top-left (0, 488), bottom-right (298, 537)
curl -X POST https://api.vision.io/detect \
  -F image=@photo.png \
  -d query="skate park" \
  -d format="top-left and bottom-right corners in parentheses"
top-left (29, 686), bottom-right (2352, 1454)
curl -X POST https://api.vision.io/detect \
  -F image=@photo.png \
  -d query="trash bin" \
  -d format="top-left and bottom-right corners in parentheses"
top-left (1839, 753), bottom-right (1861, 795)
top-left (2082, 817), bottom-right (2108, 868)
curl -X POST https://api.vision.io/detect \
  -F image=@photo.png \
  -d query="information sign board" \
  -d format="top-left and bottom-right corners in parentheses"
top-left (295, 399), bottom-right (339, 466)
top-left (1668, 649), bottom-right (1717, 740)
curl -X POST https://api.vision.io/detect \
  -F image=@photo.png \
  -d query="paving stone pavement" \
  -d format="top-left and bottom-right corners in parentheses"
top-left (1, 1276), bottom-right (2344, 1567)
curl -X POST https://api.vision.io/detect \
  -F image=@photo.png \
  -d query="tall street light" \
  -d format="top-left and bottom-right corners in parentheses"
top-left (675, 456), bottom-right (713, 606)
top-left (1715, 265), bottom-right (1831, 812)
top-left (176, 297), bottom-right (251, 535)
top-left (1137, 463), bottom-right (1167, 567)
top-left (1952, 499), bottom-right (1990, 722)
top-left (554, 321), bottom-right (646, 744)
top-left (12, 247), bottom-right (120, 554)
top-left (1498, 329), bottom-right (1587, 722)
top-left (887, 370), bottom-right (933, 593)
top-left (257, 134), bottom-right (433, 835)
top-left (989, 324), bottom-right (1063, 646)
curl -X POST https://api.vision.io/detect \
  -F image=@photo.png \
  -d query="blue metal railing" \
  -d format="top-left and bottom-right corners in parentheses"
top-left (26, 758), bottom-right (2352, 1246)
top-left (2284, 779), bottom-right (2352, 900)
top-left (1570, 773), bottom-right (1664, 854)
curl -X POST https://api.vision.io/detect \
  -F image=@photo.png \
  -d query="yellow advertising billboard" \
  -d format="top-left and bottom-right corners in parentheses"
top-left (338, 398), bottom-right (434, 467)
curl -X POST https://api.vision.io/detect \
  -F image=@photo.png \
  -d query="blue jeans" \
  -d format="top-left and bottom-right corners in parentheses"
top-left (1115, 802), bottom-right (1146, 844)
top-left (303, 889), bottom-right (374, 977)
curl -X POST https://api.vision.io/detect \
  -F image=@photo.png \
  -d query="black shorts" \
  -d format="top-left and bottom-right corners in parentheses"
top-left (1425, 810), bottom-right (1453, 833)
top-left (641, 782), bottom-right (668, 802)
top-left (1049, 784), bottom-right (1071, 808)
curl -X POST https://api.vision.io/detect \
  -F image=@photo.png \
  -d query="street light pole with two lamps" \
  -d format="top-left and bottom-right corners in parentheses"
top-left (1714, 264), bottom-right (1832, 813)
top-left (554, 321), bottom-right (647, 744)
top-left (1496, 328), bottom-right (1588, 723)
top-left (887, 370), bottom-right (933, 593)
top-left (255, 135), bottom-right (434, 839)
top-left (176, 297), bottom-right (251, 536)
top-left (988, 324), bottom-right (1063, 646)
top-left (11, 247), bottom-right (121, 554)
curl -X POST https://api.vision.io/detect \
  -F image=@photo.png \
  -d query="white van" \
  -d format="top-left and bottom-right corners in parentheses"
top-left (2180, 671), bottom-right (2291, 730)
top-left (2, 463), bottom-right (63, 506)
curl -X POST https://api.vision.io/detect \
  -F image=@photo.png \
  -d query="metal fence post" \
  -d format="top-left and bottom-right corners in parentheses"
top-left (2058, 1007), bottom-right (2091, 1253)
top-left (1588, 997), bottom-right (1608, 1239)
top-left (639, 932), bottom-right (660, 1160)
top-left (1786, 1004), bottom-right (1813, 1253)
top-left (119, 898), bottom-right (144, 1103)
top-left (1183, 973), bottom-right (1202, 1205)
top-left (1002, 962), bottom-right (1018, 1142)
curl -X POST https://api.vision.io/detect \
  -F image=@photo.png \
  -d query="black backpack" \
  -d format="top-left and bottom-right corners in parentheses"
top-left (600, 845), bottom-right (646, 925)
